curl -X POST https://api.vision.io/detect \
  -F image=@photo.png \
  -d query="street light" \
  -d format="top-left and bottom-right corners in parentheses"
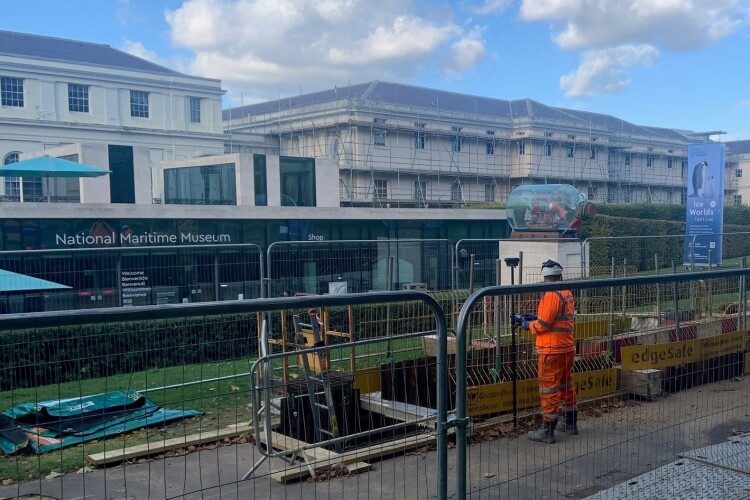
top-left (504, 256), bottom-right (520, 427)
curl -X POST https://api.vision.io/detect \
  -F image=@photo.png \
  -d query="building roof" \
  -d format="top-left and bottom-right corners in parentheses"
top-left (225, 80), bottom-right (694, 142)
top-left (727, 140), bottom-right (750, 155)
top-left (0, 30), bottom-right (183, 77)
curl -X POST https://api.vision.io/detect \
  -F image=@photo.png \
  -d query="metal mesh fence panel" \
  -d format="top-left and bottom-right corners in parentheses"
top-left (0, 292), bottom-right (451, 499)
top-left (454, 268), bottom-right (750, 499)
top-left (266, 239), bottom-right (454, 296)
top-left (0, 244), bottom-right (264, 314)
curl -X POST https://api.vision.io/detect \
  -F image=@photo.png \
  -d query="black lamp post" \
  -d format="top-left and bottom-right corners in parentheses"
top-left (504, 256), bottom-right (520, 427)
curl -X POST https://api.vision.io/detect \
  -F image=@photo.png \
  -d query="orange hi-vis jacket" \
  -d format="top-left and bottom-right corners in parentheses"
top-left (529, 289), bottom-right (575, 354)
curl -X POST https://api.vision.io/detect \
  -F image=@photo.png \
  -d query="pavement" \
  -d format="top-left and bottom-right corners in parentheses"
top-left (1, 376), bottom-right (749, 500)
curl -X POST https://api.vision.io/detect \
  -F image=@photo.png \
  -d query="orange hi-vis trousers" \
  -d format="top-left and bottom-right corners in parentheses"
top-left (538, 351), bottom-right (576, 422)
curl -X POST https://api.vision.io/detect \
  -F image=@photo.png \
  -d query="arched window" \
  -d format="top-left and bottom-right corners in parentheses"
top-left (3, 152), bottom-right (20, 201)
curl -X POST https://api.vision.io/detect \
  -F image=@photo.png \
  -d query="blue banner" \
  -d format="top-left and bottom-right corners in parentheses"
top-left (684, 143), bottom-right (725, 266)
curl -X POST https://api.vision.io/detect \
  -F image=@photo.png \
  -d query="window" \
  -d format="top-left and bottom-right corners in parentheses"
top-left (253, 154), bottom-right (267, 206)
top-left (681, 161), bottom-right (686, 179)
top-left (164, 163), bottom-right (237, 205)
top-left (373, 129), bottom-right (386, 146)
top-left (280, 156), bottom-right (316, 207)
top-left (587, 186), bottom-right (595, 200)
top-left (451, 182), bottom-right (462, 202)
top-left (452, 126), bottom-right (462, 152)
top-left (414, 131), bottom-right (426, 149)
top-left (736, 169), bottom-right (743, 178)
top-left (1, 77), bottom-right (24, 107)
top-left (414, 122), bottom-right (426, 149)
top-left (414, 181), bottom-right (427, 202)
top-left (625, 154), bottom-right (631, 166)
top-left (589, 147), bottom-right (596, 160)
top-left (484, 183), bottom-right (495, 202)
top-left (486, 139), bottom-right (495, 155)
top-left (68, 84), bottom-right (89, 112)
top-left (3, 152), bottom-right (19, 201)
top-left (189, 96), bottom-right (201, 123)
top-left (518, 141), bottom-right (525, 155)
top-left (374, 179), bottom-right (388, 200)
top-left (681, 191), bottom-right (687, 205)
top-left (566, 144), bottom-right (574, 158)
top-left (545, 143), bottom-right (552, 156)
top-left (667, 157), bottom-right (673, 169)
top-left (129, 90), bottom-right (149, 118)
top-left (734, 195), bottom-right (743, 205)
top-left (646, 155), bottom-right (653, 167)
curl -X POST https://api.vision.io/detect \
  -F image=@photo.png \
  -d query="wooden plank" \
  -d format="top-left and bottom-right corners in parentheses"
top-left (86, 421), bottom-right (272, 466)
top-left (360, 393), bottom-right (437, 425)
top-left (269, 433), bottom-right (435, 483)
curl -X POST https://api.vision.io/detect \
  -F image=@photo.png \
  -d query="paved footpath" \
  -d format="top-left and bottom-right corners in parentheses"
top-left (1, 377), bottom-right (749, 499)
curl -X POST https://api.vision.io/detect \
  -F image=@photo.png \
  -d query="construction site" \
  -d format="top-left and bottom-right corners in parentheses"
top-left (224, 81), bottom-right (742, 208)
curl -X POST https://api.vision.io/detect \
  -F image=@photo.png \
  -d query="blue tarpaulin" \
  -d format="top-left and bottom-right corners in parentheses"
top-left (0, 390), bottom-right (201, 455)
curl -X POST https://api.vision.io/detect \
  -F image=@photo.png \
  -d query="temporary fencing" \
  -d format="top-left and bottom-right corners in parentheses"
top-left (0, 291), bottom-right (453, 499)
top-left (453, 266), bottom-right (750, 499)
top-left (266, 239), bottom-right (455, 296)
top-left (0, 244), bottom-right (265, 313)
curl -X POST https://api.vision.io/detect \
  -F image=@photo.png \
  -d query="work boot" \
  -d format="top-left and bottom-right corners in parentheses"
top-left (527, 420), bottom-right (556, 444)
top-left (558, 410), bottom-right (578, 435)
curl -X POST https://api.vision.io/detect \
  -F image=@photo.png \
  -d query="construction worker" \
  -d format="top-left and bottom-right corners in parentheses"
top-left (520, 258), bottom-right (577, 444)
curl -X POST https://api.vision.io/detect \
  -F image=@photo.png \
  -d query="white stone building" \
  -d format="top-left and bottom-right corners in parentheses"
top-left (224, 81), bottom-right (742, 207)
top-left (0, 30), bottom-right (270, 203)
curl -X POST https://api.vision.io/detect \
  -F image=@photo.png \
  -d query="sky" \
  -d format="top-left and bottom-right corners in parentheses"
top-left (2, 0), bottom-right (750, 140)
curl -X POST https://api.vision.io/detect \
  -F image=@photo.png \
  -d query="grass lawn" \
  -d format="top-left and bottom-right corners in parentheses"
top-left (0, 334), bottom-right (431, 482)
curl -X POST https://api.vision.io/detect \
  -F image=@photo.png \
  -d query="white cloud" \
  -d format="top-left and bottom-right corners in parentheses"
top-left (520, 0), bottom-right (745, 51)
top-left (518, 0), bottom-right (746, 97)
top-left (444, 27), bottom-right (487, 73)
top-left (121, 40), bottom-right (166, 66)
top-left (165, 0), bottom-right (482, 103)
top-left (560, 44), bottom-right (658, 97)
top-left (329, 16), bottom-right (459, 64)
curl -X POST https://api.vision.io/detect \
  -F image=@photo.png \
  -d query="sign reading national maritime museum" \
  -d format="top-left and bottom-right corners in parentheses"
top-left (55, 231), bottom-right (232, 247)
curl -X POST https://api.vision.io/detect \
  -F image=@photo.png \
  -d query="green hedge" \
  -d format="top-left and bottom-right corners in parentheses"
top-left (580, 211), bottom-right (750, 271)
top-left (0, 315), bottom-right (259, 391)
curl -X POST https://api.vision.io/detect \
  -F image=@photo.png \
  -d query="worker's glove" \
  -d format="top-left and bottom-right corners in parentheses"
top-left (511, 313), bottom-right (524, 326)
top-left (521, 320), bottom-right (530, 330)
top-left (522, 313), bottom-right (538, 321)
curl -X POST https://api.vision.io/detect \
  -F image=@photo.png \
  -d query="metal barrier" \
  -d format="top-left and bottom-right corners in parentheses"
top-left (453, 267), bottom-right (750, 499)
top-left (266, 239), bottom-right (455, 296)
top-left (0, 291), bottom-right (451, 499)
top-left (0, 243), bottom-right (265, 313)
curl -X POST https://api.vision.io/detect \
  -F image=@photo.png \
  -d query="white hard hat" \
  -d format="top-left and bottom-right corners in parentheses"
top-left (541, 258), bottom-right (563, 277)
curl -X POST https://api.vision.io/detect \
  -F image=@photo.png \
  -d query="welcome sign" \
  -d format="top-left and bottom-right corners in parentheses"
top-left (684, 143), bottom-right (725, 266)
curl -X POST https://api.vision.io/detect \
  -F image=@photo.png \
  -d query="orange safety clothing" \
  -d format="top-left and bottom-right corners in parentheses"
top-left (529, 289), bottom-right (575, 354)
top-left (529, 288), bottom-right (577, 422)
top-left (538, 352), bottom-right (576, 422)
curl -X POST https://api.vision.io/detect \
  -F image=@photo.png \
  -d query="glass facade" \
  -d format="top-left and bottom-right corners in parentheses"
top-left (164, 163), bottom-right (237, 205)
top-left (279, 156), bottom-right (315, 207)
top-left (253, 154), bottom-right (267, 206)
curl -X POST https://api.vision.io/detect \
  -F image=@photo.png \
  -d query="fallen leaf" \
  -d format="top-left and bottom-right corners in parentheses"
top-left (77, 466), bottom-right (93, 474)
top-left (230, 384), bottom-right (240, 392)
top-left (45, 471), bottom-right (63, 479)
top-left (483, 472), bottom-right (496, 479)
top-left (2, 478), bottom-right (15, 485)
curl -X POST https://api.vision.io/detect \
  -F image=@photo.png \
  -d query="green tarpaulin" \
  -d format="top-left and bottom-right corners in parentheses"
top-left (0, 390), bottom-right (201, 455)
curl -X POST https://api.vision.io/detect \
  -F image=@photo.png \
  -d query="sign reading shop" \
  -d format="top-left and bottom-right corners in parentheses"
top-left (55, 231), bottom-right (232, 247)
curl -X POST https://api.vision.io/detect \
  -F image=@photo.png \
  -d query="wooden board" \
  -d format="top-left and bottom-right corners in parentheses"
top-left (259, 430), bottom-right (371, 482)
top-left (86, 421), bottom-right (269, 466)
top-left (269, 433), bottom-right (435, 483)
top-left (360, 393), bottom-right (437, 426)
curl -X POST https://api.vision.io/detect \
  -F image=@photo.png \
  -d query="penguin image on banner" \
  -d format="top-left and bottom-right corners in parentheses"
top-left (690, 161), bottom-right (716, 198)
